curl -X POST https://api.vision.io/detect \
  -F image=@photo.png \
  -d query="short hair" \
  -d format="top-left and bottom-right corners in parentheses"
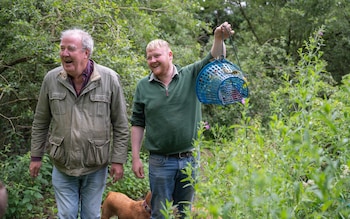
top-left (60, 28), bottom-right (94, 58)
top-left (146, 39), bottom-right (171, 52)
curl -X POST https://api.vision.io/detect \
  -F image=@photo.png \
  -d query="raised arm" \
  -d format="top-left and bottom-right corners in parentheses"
top-left (211, 22), bottom-right (235, 59)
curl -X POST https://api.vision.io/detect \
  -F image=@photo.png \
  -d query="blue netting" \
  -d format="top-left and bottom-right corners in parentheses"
top-left (196, 59), bottom-right (249, 105)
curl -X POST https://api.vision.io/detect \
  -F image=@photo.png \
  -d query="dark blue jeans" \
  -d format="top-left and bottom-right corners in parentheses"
top-left (149, 153), bottom-right (197, 219)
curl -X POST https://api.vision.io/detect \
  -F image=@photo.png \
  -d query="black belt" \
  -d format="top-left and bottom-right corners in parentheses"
top-left (167, 151), bottom-right (193, 159)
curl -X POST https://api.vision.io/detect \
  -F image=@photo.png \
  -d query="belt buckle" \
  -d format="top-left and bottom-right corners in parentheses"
top-left (178, 152), bottom-right (185, 159)
top-left (179, 151), bottom-right (191, 159)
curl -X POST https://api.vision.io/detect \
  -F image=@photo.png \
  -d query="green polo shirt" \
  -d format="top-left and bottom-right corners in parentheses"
top-left (131, 52), bottom-right (213, 154)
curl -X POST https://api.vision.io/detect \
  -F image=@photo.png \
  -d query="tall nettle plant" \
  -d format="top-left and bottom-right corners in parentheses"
top-left (190, 27), bottom-right (350, 219)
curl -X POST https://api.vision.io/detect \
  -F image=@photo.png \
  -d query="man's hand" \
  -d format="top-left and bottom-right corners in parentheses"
top-left (132, 157), bottom-right (145, 179)
top-left (214, 21), bottom-right (234, 40)
top-left (29, 161), bottom-right (42, 178)
top-left (110, 163), bottom-right (124, 183)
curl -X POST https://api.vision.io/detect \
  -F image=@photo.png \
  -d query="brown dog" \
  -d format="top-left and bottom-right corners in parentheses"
top-left (101, 191), bottom-right (151, 219)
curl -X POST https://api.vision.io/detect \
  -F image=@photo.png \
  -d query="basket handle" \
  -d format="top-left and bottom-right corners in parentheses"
top-left (221, 26), bottom-right (242, 71)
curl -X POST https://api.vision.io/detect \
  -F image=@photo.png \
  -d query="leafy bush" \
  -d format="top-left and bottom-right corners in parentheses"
top-left (103, 152), bottom-right (150, 201)
top-left (0, 149), bottom-right (55, 218)
top-left (191, 28), bottom-right (350, 218)
top-left (0, 148), bottom-right (150, 218)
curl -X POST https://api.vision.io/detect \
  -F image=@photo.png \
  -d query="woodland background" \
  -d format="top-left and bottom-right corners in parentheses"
top-left (1, 0), bottom-right (350, 218)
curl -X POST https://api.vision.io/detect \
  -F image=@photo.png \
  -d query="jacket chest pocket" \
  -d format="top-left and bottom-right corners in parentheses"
top-left (89, 94), bottom-right (110, 116)
top-left (49, 92), bottom-right (67, 115)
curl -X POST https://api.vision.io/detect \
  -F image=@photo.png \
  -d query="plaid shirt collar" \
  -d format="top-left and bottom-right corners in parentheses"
top-left (68, 59), bottom-right (94, 95)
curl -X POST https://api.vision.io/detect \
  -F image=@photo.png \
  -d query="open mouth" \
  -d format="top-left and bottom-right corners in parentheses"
top-left (151, 63), bottom-right (160, 69)
top-left (62, 57), bottom-right (73, 64)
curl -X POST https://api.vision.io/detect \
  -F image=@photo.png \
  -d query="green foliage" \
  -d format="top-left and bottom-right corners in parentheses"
top-left (160, 199), bottom-right (178, 219)
top-left (1, 0), bottom-right (350, 218)
top-left (0, 150), bottom-right (150, 218)
top-left (192, 28), bottom-right (350, 218)
top-left (222, 0), bottom-right (350, 83)
top-left (0, 0), bottom-right (204, 153)
top-left (322, 0), bottom-right (350, 83)
top-left (103, 152), bottom-right (150, 200)
top-left (0, 149), bottom-right (54, 218)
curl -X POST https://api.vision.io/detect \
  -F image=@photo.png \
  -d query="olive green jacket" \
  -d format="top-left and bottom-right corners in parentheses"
top-left (31, 62), bottom-right (129, 176)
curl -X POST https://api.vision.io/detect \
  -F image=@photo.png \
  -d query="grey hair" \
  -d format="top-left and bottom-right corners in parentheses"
top-left (60, 28), bottom-right (94, 57)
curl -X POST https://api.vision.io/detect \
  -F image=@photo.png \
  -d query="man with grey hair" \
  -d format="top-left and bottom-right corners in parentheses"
top-left (29, 28), bottom-right (129, 219)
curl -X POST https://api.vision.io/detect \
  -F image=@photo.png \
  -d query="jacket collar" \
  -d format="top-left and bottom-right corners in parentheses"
top-left (58, 60), bottom-right (101, 82)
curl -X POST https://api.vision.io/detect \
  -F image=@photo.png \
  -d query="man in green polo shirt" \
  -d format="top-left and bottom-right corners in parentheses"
top-left (131, 22), bottom-right (234, 219)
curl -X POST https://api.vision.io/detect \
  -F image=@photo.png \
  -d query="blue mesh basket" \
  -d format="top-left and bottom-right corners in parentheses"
top-left (196, 59), bottom-right (249, 105)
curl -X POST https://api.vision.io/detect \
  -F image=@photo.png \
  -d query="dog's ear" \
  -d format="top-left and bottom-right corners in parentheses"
top-left (145, 191), bottom-right (152, 205)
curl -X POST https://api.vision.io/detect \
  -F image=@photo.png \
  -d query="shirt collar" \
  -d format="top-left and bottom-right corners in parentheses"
top-left (67, 59), bottom-right (94, 94)
top-left (67, 59), bottom-right (93, 81)
top-left (81, 59), bottom-right (94, 87)
top-left (149, 65), bottom-right (178, 82)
